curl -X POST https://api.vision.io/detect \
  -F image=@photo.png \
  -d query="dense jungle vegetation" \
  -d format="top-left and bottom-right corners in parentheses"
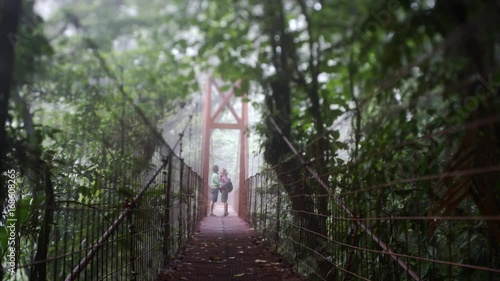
top-left (0, 0), bottom-right (499, 280)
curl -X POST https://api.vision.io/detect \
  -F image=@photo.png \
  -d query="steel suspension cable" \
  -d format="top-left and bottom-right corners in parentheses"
top-left (268, 116), bottom-right (422, 281)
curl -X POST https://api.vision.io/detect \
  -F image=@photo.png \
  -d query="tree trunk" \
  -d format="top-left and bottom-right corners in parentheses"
top-left (30, 167), bottom-right (55, 281)
top-left (260, 1), bottom-right (332, 278)
top-left (0, 0), bottom-right (22, 213)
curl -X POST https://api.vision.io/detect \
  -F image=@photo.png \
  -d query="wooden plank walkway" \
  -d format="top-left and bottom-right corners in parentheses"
top-left (156, 204), bottom-right (305, 281)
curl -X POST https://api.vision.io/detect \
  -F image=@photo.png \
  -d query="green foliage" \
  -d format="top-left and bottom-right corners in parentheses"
top-left (2, 0), bottom-right (499, 280)
top-left (182, 0), bottom-right (500, 280)
top-left (2, 1), bottom-right (205, 279)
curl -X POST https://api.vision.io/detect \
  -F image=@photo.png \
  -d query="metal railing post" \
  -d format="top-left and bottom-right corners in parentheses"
top-left (264, 173), bottom-right (268, 235)
top-left (186, 168), bottom-right (192, 238)
top-left (247, 178), bottom-right (252, 223)
top-left (163, 156), bottom-right (173, 264)
top-left (193, 172), bottom-right (198, 228)
top-left (196, 175), bottom-right (202, 220)
top-left (259, 174), bottom-right (263, 230)
top-left (275, 180), bottom-right (281, 252)
top-left (253, 177), bottom-right (258, 227)
top-left (127, 202), bottom-right (137, 281)
top-left (178, 159), bottom-right (184, 248)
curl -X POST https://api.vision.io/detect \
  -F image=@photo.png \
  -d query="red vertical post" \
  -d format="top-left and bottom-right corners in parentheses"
top-left (238, 93), bottom-right (249, 215)
top-left (201, 75), bottom-right (249, 216)
top-left (201, 75), bottom-right (212, 213)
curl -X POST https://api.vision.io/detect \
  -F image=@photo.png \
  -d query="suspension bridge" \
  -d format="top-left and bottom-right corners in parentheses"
top-left (7, 76), bottom-right (500, 281)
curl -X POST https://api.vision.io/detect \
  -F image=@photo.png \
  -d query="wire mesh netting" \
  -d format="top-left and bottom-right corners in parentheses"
top-left (3, 103), bottom-right (206, 280)
top-left (239, 116), bottom-right (500, 281)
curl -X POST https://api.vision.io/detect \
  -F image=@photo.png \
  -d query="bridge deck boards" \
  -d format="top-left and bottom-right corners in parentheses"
top-left (156, 204), bottom-right (305, 281)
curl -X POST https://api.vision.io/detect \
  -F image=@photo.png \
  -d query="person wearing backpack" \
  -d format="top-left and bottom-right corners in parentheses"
top-left (219, 168), bottom-right (233, 216)
top-left (209, 165), bottom-right (223, 216)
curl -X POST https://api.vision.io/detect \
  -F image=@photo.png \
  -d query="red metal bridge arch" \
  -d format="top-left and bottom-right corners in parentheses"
top-left (201, 75), bottom-right (249, 214)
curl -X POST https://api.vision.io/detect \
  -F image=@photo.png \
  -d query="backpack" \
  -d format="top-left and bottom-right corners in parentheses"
top-left (222, 179), bottom-right (233, 193)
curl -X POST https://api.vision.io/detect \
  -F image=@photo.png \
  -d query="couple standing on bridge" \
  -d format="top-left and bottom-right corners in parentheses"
top-left (209, 164), bottom-right (233, 217)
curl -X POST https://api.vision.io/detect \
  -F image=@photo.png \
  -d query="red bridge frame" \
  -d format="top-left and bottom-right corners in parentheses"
top-left (201, 75), bottom-right (249, 214)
